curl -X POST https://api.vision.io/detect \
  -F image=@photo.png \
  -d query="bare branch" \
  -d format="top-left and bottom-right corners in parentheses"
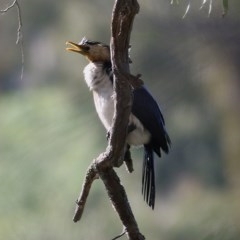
top-left (15, 1), bottom-right (24, 80)
top-left (1, 0), bottom-right (24, 81)
top-left (73, 0), bottom-right (145, 239)
top-left (73, 164), bottom-right (98, 222)
top-left (0, 0), bottom-right (17, 12)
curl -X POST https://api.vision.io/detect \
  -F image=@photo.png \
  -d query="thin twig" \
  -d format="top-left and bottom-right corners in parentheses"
top-left (0, 0), bottom-right (17, 12)
top-left (73, 165), bottom-right (98, 222)
top-left (1, 0), bottom-right (24, 81)
top-left (112, 228), bottom-right (126, 240)
top-left (15, 1), bottom-right (24, 81)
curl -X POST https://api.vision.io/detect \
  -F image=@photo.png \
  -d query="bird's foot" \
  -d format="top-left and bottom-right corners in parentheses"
top-left (113, 157), bottom-right (124, 168)
top-left (127, 123), bottom-right (136, 134)
top-left (106, 131), bottom-right (111, 141)
top-left (123, 145), bottom-right (134, 173)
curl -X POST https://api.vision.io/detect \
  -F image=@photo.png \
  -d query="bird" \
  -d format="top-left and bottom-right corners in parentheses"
top-left (66, 37), bottom-right (171, 209)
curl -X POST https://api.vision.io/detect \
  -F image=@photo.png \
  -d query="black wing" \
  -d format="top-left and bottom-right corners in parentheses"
top-left (104, 63), bottom-right (171, 154)
top-left (142, 145), bottom-right (155, 209)
top-left (104, 61), bottom-right (170, 208)
top-left (132, 86), bottom-right (171, 209)
top-left (132, 86), bottom-right (171, 156)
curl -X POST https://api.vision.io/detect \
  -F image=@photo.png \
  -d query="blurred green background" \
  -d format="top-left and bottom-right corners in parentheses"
top-left (1, 0), bottom-right (240, 239)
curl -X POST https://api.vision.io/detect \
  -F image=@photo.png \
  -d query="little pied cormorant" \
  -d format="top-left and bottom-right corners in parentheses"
top-left (66, 37), bottom-right (171, 209)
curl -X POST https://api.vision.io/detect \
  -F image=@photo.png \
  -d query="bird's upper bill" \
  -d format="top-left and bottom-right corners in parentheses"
top-left (66, 41), bottom-right (88, 54)
top-left (66, 37), bottom-right (110, 62)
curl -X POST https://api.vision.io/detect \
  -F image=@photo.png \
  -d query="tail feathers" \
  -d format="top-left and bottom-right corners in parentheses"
top-left (142, 145), bottom-right (155, 209)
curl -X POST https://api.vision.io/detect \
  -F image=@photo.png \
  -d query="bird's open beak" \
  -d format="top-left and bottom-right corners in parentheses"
top-left (66, 41), bottom-right (89, 55)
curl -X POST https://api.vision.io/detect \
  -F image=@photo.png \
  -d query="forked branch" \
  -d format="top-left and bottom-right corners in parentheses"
top-left (73, 0), bottom-right (145, 239)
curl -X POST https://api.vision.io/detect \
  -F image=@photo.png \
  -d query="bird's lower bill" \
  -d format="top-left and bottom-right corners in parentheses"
top-left (66, 41), bottom-right (87, 54)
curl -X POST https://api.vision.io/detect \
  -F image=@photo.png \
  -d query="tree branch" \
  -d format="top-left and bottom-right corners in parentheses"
top-left (73, 165), bottom-right (98, 222)
top-left (0, 0), bottom-right (17, 12)
top-left (0, 0), bottom-right (24, 81)
top-left (73, 0), bottom-right (145, 239)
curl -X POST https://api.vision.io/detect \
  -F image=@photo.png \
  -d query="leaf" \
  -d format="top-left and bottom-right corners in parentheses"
top-left (222, 0), bottom-right (228, 17)
top-left (200, 0), bottom-right (207, 10)
top-left (170, 0), bottom-right (179, 5)
top-left (182, 2), bottom-right (190, 18)
top-left (208, 0), bottom-right (213, 17)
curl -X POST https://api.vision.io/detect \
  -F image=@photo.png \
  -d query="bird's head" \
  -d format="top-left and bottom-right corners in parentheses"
top-left (66, 37), bottom-right (110, 63)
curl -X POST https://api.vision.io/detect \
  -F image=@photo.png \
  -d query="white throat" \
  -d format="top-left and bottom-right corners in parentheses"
top-left (83, 62), bottom-right (112, 92)
top-left (82, 62), bottom-right (151, 146)
top-left (83, 62), bottom-right (114, 130)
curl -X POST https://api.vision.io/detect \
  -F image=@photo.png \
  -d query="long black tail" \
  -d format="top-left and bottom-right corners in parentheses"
top-left (142, 145), bottom-right (155, 209)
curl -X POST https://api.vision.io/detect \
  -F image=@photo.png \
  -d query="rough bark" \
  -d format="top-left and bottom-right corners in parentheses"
top-left (73, 0), bottom-right (145, 239)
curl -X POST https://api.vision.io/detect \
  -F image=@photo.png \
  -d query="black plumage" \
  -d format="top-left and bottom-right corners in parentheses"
top-left (66, 38), bottom-right (171, 209)
top-left (105, 63), bottom-right (171, 209)
top-left (132, 86), bottom-right (171, 208)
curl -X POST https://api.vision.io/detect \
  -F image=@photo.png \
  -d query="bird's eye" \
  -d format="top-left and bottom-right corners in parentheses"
top-left (84, 46), bottom-right (90, 51)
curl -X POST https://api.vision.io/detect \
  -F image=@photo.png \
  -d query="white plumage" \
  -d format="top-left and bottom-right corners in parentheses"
top-left (83, 62), bottom-right (151, 146)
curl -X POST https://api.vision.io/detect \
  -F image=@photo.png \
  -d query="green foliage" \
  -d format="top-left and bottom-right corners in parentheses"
top-left (222, 0), bottom-right (229, 16)
top-left (171, 0), bottom-right (229, 17)
top-left (0, 88), bottom-right (113, 239)
top-left (199, 0), bottom-right (213, 16)
top-left (0, 88), bottom-right (239, 240)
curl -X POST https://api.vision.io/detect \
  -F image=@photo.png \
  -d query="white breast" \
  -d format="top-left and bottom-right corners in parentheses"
top-left (127, 115), bottom-right (151, 146)
top-left (83, 62), bottom-right (151, 146)
top-left (93, 89), bottom-right (114, 130)
top-left (84, 62), bottom-right (114, 130)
